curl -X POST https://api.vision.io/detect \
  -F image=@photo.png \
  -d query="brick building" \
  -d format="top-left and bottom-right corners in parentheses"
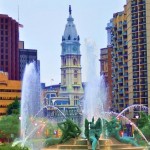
top-left (0, 14), bottom-right (19, 80)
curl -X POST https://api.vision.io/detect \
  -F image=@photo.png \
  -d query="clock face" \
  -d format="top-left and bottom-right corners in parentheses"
top-left (73, 46), bottom-right (77, 52)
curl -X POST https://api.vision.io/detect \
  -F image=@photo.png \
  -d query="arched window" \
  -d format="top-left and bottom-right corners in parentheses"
top-left (64, 58), bottom-right (66, 65)
top-left (68, 35), bottom-right (71, 40)
top-left (74, 70), bottom-right (77, 78)
top-left (63, 70), bottom-right (66, 78)
top-left (73, 59), bottom-right (77, 65)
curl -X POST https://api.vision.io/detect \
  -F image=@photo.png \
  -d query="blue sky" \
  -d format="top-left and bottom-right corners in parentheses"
top-left (1, 0), bottom-right (126, 85)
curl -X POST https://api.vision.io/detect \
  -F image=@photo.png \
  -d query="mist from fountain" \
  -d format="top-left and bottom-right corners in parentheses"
top-left (11, 42), bottom-right (150, 149)
top-left (83, 39), bottom-right (107, 121)
top-left (13, 62), bottom-right (42, 150)
top-left (81, 39), bottom-right (150, 148)
top-left (21, 62), bottom-right (41, 141)
top-left (12, 61), bottom-right (68, 149)
top-left (33, 105), bottom-right (67, 120)
top-left (117, 104), bottom-right (149, 118)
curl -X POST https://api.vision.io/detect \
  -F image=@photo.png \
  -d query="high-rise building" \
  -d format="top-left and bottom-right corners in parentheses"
top-left (0, 71), bottom-right (21, 116)
top-left (106, 0), bottom-right (150, 119)
top-left (100, 48), bottom-right (109, 79)
top-left (111, 7), bottom-right (129, 114)
top-left (19, 41), bottom-right (37, 80)
top-left (59, 5), bottom-right (84, 106)
top-left (106, 20), bottom-right (113, 47)
top-left (0, 14), bottom-right (19, 80)
top-left (126, 0), bottom-right (150, 116)
top-left (100, 21), bottom-right (113, 110)
top-left (100, 47), bottom-right (113, 109)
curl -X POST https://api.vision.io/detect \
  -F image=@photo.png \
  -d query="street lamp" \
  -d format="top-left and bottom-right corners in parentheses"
top-left (135, 115), bottom-right (139, 119)
top-left (135, 114), bottom-right (139, 127)
top-left (19, 116), bottom-right (21, 120)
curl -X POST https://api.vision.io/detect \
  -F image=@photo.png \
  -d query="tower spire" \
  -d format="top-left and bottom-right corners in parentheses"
top-left (60, 4), bottom-right (83, 106)
top-left (69, 5), bottom-right (72, 15)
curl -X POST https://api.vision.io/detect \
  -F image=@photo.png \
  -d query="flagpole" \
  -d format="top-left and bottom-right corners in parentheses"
top-left (17, 0), bottom-right (23, 28)
top-left (50, 79), bottom-right (54, 85)
top-left (17, 0), bottom-right (20, 23)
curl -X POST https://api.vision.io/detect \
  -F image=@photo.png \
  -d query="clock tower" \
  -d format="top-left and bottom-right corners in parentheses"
top-left (60, 5), bottom-right (84, 106)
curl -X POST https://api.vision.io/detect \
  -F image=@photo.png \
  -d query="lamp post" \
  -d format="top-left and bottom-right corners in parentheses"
top-left (135, 115), bottom-right (139, 119)
top-left (135, 115), bottom-right (139, 127)
top-left (129, 122), bottom-right (133, 137)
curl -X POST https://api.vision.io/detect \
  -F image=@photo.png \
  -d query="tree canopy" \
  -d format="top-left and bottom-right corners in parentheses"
top-left (135, 112), bottom-right (150, 141)
top-left (0, 115), bottom-right (20, 142)
top-left (7, 97), bottom-right (20, 115)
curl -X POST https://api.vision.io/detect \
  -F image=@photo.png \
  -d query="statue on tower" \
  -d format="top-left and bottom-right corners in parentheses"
top-left (69, 5), bottom-right (72, 15)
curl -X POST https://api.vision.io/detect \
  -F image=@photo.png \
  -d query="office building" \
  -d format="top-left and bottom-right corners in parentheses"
top-left (0, 71), bottom-right (21, 116)
top-left (127, 0), bottom-right (150, 116)
top-left (19, 41), bottom-right (37, 80)
top-left (106, 0), bottom-right (150, 118)
top-left (111, 6), bottom-right (128, 113)
top-left (100, 21), bottom-right (113, 110)
top-left (0, 14), bottom-right (19, 80)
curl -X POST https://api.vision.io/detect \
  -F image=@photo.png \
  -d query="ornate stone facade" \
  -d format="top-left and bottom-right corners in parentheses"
top-left (59, 5), bottom-right (84, 106)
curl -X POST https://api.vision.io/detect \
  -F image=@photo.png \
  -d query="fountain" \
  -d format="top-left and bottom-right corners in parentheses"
top-left (83, 39), bottom-right (107, 121)
top-left (11, 43), bottom-right (149, 150)
top-left (80, 39), bottom-right (148, 149)
top-left (13, 62), bottom-right (44, 150)
top-left (21, 62), bottom-right (41, 140)
top-left (117, 104), bottom-right (149, 118)
top-left (12, 62), bottom-right (68, 150)
top-left (104, 111), bottom-right (149, 145)
top-left (83, 39), bottom-right (109, 141)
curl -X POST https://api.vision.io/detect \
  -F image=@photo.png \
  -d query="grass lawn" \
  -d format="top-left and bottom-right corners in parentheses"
top-left (0, 143), bottom-right (28, 150)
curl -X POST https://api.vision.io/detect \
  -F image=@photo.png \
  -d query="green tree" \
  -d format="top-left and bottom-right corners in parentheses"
top-left (7, 97), bottom-right (20, 115)
top-left (137, 112), bottom-right (149, 128)
top-left (0, 115), bottom-right (20, 142)
top-left (135, 112), bottom-right (150, 141)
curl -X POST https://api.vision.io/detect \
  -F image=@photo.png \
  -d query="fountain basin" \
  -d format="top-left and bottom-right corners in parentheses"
top-left (42, 138), bottom-right (145, 150)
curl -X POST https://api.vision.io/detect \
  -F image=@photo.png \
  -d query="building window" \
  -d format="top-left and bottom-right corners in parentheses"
top-left (5, 19), bottom-right (8, 23)
top-left (1, 37), bottom-right (3, 41)
top-left (63, 81), bottom-right (66, 85)
top-left (74, 100), bottom-right (77, 105)
top-left (64, 58), bottom-right (66, 65)
top-left (62, 87), bottom-right (66, 91)
top-left (1, 18), bottom-right (4, 23)
top-left (1, 42), bottom-right (4, 47)
top-left (5, 37), bottom-right (8, 41)
top-left (63, 70), bottom-right (66, 78)
top-left (73, 59), bottom-right (77, 65)
top-left (74, 70), bottom-right (77, 78)
top-left (68, 35), bottom-right (71, 40)
top-left (101, 62), bottom-right (104, 71)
